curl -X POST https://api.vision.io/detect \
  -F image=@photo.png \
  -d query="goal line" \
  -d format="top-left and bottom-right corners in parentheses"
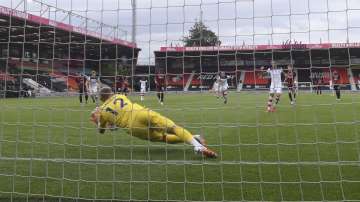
top-left (0, 156), bottom-right (358, 166)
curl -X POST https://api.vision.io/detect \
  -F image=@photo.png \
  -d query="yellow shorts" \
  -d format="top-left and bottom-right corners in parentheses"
top-left (126, 109), bottom-right (176, 141)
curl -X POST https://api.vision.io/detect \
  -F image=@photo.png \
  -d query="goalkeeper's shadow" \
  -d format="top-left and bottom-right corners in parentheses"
top-left (116, 145), bottom-right (218, 162)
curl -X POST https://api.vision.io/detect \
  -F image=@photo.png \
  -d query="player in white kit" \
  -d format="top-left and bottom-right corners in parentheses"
top-left (262, 61), bottom-right (283, 112)
top-left (86, 70), bottom-right (100, 103)
top-left (139, 78), bottom-right (147, 101)
top-left (212, 74), bottom-right (220, 97)
top-left (217, 72), bottom-right (230, 104)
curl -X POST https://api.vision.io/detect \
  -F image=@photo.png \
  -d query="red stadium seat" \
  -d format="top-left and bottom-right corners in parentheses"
top-left (243, 71), bottom-right (268, 85)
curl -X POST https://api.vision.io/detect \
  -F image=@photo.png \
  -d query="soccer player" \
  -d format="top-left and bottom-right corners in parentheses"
top-left (212, 74), bottom-right (220, 98)
top-left (285, 65), bottom-right (297, 105)
top-left (122, 77), bottom-right (129, 96)
top-left (316, 78), bottom-right (322, 95)
top-left (237, 80), bottom-right (243, 92)
top-left (329, 78), bottom-right (334, 96)
top-left (155, 70), bottom-right (165, 105)
top-left (86, 70), bottom-right (100, 103)
top-left (115, 76), bottom-right (123, 93)
top-left (332, 70), bottom-right (341, 100)
top-left (77, 73), bottom-right (88, 103)
top-left (139, 77), bottom-right (147, 101)
top-left (90, 87), bottom-right (218, 158)
top-left (262, 61), bottom-right (283, 112)
top-left (217, 71), bottom-right (230, 104)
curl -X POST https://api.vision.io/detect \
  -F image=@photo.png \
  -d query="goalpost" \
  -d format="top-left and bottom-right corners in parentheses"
top-left (1, 0), bottom-right (360, 201)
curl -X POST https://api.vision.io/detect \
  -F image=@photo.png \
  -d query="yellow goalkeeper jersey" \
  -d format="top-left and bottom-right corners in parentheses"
top-left (98, 94), bottom-right (145, 129)
top-left (98, 94), bottom-right (178, 141)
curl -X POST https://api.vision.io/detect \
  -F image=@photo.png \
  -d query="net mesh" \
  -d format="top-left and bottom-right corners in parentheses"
top-left (0, 0), bottom-right (360, 201)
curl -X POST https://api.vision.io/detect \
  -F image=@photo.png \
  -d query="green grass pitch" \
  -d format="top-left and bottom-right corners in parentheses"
top-left (0, 92), bottom-right (360, 201)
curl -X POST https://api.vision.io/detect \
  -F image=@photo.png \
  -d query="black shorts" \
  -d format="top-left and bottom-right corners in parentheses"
top-left (156, 85), bottom-right (164, 92)
top-left (288, 82), bottom-right (296, 89)
top-left (287, 84), bottom-right (295, 90)
top-left (79, 88), bottom-right (87, 94)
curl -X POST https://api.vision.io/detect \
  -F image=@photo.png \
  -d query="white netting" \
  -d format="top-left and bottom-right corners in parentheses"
top-left (0, 0), bottom-right (360, 201)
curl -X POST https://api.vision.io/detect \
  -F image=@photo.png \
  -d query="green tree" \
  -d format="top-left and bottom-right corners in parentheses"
top-left (183, 21), bottom-right (221, 47)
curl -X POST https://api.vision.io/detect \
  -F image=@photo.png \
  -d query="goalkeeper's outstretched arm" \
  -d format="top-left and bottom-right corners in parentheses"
top-left (90, 107), bottom-right (106, 134)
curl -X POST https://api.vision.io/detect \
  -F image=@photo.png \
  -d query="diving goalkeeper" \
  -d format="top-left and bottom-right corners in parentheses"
top-left (90, 87), bottom-right (218, 158)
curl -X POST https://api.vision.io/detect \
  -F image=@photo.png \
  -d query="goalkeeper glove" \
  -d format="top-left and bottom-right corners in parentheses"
top-left (90, 107), bottom-right (100, 125)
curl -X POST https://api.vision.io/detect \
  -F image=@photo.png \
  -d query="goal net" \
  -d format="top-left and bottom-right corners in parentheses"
top-left (0, 0), bottom-right (360, 201)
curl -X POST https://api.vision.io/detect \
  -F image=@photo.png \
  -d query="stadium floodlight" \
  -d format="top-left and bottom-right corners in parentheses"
top-left (132, 0), bottom-right (136, 44)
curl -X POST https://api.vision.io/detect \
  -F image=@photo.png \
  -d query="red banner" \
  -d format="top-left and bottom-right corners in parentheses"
top-left (159, 43), bottom-right (360, 52)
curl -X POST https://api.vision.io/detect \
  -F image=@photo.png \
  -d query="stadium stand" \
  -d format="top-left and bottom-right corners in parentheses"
top-left (0, 5), bottom-right (139, 97)
top-left (155, 44), bottom-right (358, 91)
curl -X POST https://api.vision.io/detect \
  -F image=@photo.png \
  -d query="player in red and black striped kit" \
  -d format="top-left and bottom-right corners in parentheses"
top-left (155, 72), bottom-right (166, 105)
top-left (77, 73), bottom-right (88, 104)
top-left (316, 78), bottom-right (323, 95)
top-left (285, 65), bottom-right (297, 105)
top-left (122, 77), bottom-right (130, 96)
top-left (332, 70), bottom-right (341, 100)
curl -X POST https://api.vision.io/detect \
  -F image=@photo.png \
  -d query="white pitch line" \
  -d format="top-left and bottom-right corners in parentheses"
top-left (0, 156), bottom-right (206, 164)
top-left (0, 156), bottom-right (359, 166)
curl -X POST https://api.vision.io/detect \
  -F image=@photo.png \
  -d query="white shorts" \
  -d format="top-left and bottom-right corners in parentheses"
top-left (213, 83), bottom-right (219, 92)
top-left (270, 83), bottom-right (282, 94)
top-left (89, 86), bottom-right (98, 95)
top-left (140, 87), bottom-right (146, 93)
top-left (218, 84), bottom-right (228, 93)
